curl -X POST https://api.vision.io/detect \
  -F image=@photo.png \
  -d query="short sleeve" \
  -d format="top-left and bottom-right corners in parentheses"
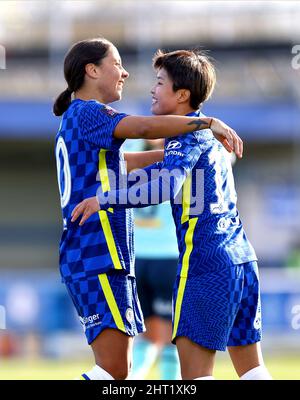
top-left (78, 100), bottom-right (128, 149)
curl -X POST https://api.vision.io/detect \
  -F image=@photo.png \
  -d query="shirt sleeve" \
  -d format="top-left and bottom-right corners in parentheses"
top-left (78, 100), bottom-right (128, 149)
top-left (97, 132), bottom-right (203, 210)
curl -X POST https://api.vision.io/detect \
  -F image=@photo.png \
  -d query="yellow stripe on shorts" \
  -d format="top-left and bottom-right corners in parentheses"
top-left (172, 217), bottom-right (198, 340)
top-left (98, 273), bottom-right (126, 333)
top-left (172, 276), bottom-right (188, 341)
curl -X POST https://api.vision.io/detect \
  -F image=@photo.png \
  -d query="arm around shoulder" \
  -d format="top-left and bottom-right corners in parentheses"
top-left (113, 115), bottom-right (212, 140)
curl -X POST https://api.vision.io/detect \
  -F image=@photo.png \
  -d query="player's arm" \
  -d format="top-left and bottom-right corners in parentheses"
top-left (79, 102), bottom-right (242, 158)
top-left (124, 150), bottom-right (164, 172)
top-left (71, 162), bottom-right (180, 226)
top-left (114, 116), bottom-right (243, 158)
top-left (71, 135), bottom-right (201, 225)
top-left (96, 135), bottom-right (201, 211)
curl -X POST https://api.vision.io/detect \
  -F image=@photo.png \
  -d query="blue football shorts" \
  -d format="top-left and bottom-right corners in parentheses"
top-left (65, 270), bottom-right (145, 345)
top-left (172, 261), bottom-right (262, 351)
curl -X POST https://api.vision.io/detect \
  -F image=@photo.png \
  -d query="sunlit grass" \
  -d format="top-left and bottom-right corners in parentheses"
top-left (0, 354), bottom-right (299, 380)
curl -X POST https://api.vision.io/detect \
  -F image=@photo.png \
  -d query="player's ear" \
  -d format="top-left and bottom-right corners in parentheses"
top-left (85, 63), bottom-right (99, 79)
top-left (176, 89), bottom-right (191, 104)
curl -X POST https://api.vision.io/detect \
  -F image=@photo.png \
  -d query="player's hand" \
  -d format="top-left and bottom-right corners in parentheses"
top-left (209, 118), bottom-right (243, 158)
top-left (71, 196), bottom-right (100, 226)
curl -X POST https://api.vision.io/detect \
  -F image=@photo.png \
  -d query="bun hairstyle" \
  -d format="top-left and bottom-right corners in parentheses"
top-left (53, 38), bottom-right (112, 116)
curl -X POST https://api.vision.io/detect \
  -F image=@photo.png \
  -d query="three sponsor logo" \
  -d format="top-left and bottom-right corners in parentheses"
top-left (79, 313), bottom-right (101, 332)
top-left (79, 308), bottom-right (134, 332)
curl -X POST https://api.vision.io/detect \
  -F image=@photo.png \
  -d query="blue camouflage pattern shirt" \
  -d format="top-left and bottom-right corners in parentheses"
top-left (55, 99), bottom-right (135, 282)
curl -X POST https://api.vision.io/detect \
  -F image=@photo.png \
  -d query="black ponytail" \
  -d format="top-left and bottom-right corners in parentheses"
top-left (53, 38), bottom-right (112, 117)
top-left (53, 88), bottom-right (72, 116)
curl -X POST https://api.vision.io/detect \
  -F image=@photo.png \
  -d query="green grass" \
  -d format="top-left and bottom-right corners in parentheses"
top-left (0, 354), bottom-right (299, 380)
top-left (214, 354), bottom-right (300, 380)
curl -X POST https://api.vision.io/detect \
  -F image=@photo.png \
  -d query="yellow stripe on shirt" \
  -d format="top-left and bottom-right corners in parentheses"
top-left (99, 149), bottom-right (113, 213)
top-left (98, 210), bottom-right (123, 270)
top-left (181, 173), bottom-right (192, 224)
top-left (98, 149), bottom-right (122, 270)
top-left (99, 149), bottom-right (110, 192)
top-left (172, 217), bottom-right (198, 340)
top-left (98, 273), bottom-right (126, 332)
top-left (180, 217), bottom-right (198, 278)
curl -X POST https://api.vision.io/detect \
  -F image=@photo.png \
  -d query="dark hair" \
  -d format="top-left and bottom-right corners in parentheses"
top-left (153, 49), bottom-right (216, 110)
top-left (53, 38), bottom-right (112, 116)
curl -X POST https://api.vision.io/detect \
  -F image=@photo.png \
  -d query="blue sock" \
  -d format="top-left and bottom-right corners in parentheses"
top-left (131, 338), bottom-right (159, 379)
top-left (159, 344), bottom-right (180, 380)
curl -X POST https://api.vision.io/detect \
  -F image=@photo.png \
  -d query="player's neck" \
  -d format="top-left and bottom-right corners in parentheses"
top-left (74, 88), bottom-right (107, 104)
top-left (171, 104), bottom-right (197, 116)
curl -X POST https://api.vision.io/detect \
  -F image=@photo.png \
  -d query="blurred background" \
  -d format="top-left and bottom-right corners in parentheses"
top-left (0, 0), bottom-right (300, 379)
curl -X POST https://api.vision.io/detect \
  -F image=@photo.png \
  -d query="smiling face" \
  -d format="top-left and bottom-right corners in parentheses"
top-left (151, 68), bottom-right (179, 115)
top-left (95, 45), bottom-right (129, 103)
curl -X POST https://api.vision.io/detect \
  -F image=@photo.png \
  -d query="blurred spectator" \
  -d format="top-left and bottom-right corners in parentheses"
top-left (0, 331), bottom-right (19, 358)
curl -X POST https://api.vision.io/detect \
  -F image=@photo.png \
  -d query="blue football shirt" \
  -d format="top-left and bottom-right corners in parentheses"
top-left (165, 111), bottom-right (257, 277)
top-left (55, 99), bottom-right (135, 282)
